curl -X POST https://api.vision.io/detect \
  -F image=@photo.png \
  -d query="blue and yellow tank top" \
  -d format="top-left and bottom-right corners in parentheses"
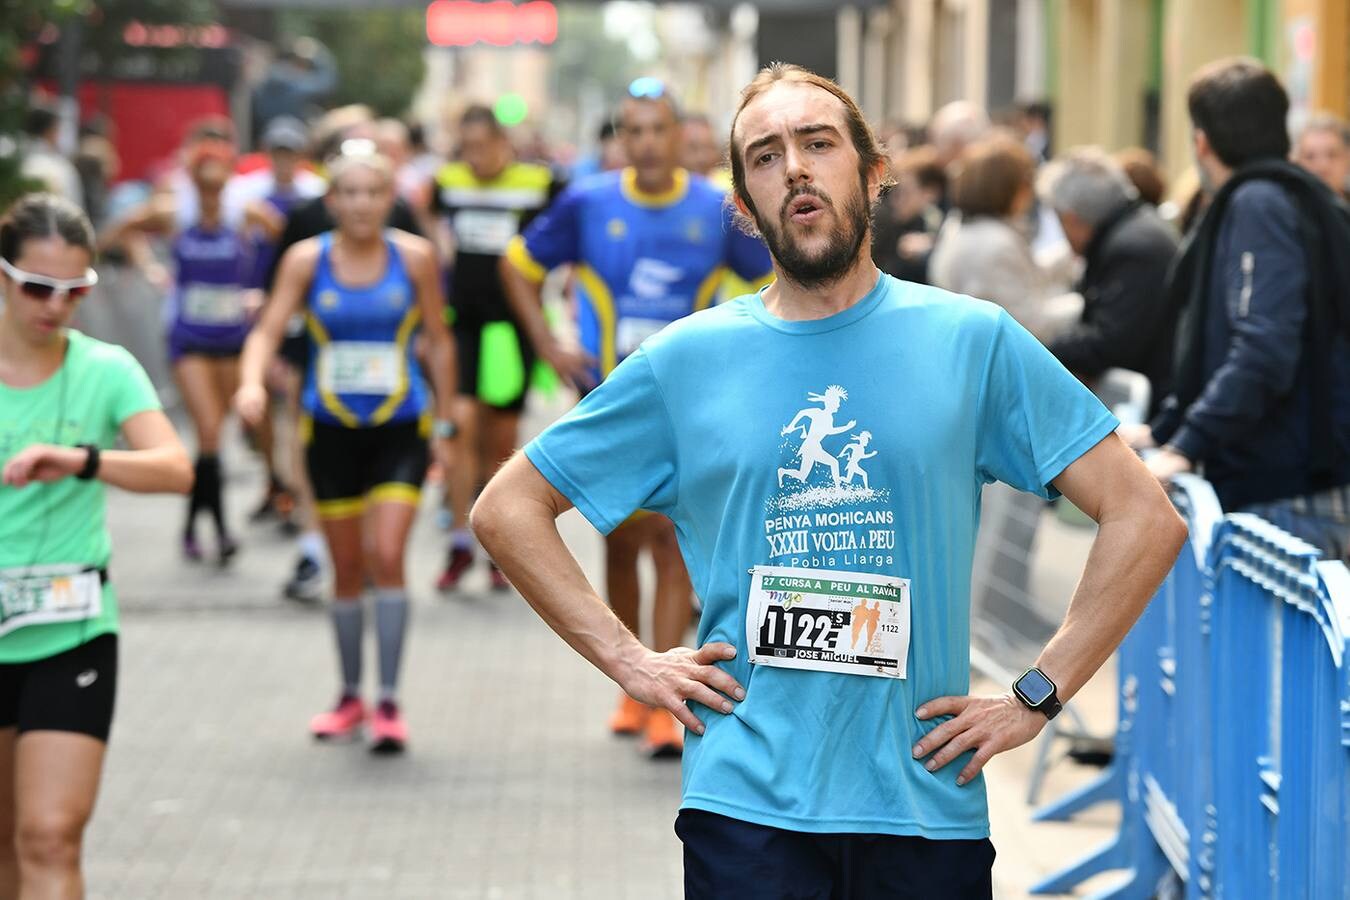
top-left (303, 232), bottom-right (427, 428)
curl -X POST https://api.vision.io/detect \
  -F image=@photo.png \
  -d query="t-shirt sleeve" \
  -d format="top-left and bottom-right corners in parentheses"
top-left (506, 184), bottom-right (584, 283)
top-left (107, 346), bottom-right (162, 431)
top-left (975, 309), bottom-right (1117, 498)
top-left (523, 348), bottom-right (678, 534)
top-left (722, 204), bottom-right (773, 282)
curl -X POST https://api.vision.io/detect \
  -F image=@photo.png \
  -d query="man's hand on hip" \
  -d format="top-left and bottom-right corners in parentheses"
top-left (618, 643), bottom-right (745, 736)
top-left (912, 694), bottom-right (1047, 786)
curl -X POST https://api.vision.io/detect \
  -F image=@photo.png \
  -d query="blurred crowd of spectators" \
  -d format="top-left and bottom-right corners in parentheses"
top-left (13, 52), bottom-right (1350, 561)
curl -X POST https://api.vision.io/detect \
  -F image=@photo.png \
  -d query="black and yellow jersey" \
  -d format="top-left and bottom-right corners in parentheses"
top-left (432, 160), bottom-right (564, 324)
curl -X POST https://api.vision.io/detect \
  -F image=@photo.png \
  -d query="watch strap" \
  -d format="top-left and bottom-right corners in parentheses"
top-left (75, 444), bottom-right (101, 480)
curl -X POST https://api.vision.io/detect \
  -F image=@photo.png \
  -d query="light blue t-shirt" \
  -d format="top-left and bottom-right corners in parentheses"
top-left (525, 274), bottom-right (1117, 838)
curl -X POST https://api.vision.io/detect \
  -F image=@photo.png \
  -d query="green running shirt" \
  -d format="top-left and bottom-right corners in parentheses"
top-left (0, 329), bottom-right (160, 663)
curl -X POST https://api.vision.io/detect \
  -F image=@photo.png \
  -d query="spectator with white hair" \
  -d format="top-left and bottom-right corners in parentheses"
top-left (1293, 112), bottom-right (1350, 200)
top-left (1038, 147), bottom-right (1180, 411)
top-left (929, 100), bottom-right (991, 170)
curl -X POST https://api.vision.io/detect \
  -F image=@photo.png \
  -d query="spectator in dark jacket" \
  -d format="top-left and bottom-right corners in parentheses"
top-left (871, 146), bottom-right (945, 283)
top-left (1038, 147), bottom-right (1179, 411)
top-left (1125, 58), bottom-right (1350, 562)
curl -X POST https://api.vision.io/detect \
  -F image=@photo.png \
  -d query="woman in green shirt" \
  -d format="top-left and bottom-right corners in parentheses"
top-left (0, 194), bottom-right (192, 898)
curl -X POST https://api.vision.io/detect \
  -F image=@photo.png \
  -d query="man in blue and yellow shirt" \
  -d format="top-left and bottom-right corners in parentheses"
top-left (500, 79), bottom-right (771, 758)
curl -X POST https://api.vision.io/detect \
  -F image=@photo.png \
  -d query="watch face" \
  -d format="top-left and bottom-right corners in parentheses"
top-left (1016, 668), bottom-right (1054, 706)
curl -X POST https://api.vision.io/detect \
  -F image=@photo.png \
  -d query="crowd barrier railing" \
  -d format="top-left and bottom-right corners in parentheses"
top-left (1031, 474), bottom-right (1350, 899)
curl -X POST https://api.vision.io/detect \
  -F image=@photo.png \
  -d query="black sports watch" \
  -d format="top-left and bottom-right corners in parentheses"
top-left (75, 444), bottom-right (101, 481)
top-left (1012, 666), bottom-right (1062, 720)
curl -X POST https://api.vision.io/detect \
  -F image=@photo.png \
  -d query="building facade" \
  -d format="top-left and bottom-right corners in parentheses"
top-left (848, 0), bottom-right (1348, 179)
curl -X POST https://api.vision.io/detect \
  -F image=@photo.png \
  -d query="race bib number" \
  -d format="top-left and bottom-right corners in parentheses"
top-left (453, 209), bottom-right (519, 255)
top-left (318, 342), bottom-right (402, 395)
top-left (181, 284), bottom-right (246, 325)
top-left (616, 317), bottom-right (669, 358)
top-left (746, 565), bottom-right (910, 679)
top-left (0, 565), bottom-right (103, 639)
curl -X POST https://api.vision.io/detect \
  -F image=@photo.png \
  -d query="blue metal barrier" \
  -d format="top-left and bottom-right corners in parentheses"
top-left (1031, 476), bottom-right (1350, 898)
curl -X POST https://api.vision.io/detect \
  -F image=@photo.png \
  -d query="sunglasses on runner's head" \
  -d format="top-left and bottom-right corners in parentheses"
top-left (627, 77), bottom-right (668, 100)
top-left (338, 138), bottom-right (379, 158)
top-left (0, 257), bottom-right (98, 300)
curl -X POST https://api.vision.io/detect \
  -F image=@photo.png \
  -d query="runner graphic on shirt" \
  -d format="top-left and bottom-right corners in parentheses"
top-left (838, 431), bottom-right (876, 489)
top-left (766, 384), bottom-right (891, 515)
top-left (777, 386), bottom-right (856, 489)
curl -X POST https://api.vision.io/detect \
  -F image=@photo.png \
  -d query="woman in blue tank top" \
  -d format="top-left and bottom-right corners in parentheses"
top-left (235, 148), bottom-right (458, 754)
top-left (101, 139), bottom-right (284, 563)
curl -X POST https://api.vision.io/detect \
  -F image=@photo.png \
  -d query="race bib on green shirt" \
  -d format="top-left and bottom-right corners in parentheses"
top-left (0, 564), bottom-right (103, 638)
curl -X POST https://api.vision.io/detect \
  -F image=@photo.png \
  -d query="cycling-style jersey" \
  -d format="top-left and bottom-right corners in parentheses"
top-left (167, 224), bottom-right (252, 358)
top-left (303, 232), bottom-right (427, 428)
top-left (506, 167), bottom-right (773, 384)
top-left (432, 160), bottom-right (562, 324)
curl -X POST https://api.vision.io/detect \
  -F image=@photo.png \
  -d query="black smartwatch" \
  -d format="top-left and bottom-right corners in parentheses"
top-left (1012, 666), bottom-right (1062, 720)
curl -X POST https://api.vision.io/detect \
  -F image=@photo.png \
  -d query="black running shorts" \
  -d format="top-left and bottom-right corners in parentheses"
top-left (0, 633), bottom-right (118, 742)
top-left (280, 332), bottom-right (309, 370)
top-left (304, 418), bottom-right (429, 519)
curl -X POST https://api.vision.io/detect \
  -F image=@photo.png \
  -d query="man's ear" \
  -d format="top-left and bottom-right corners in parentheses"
top-left (730, 188), bottom-right (762, 238)
top-left (867, 159), bottom-right (888, 203)
top-left (732, 189), bottom-right (751, 220)
top-left (1192, 128), bottom-right (1210, 159)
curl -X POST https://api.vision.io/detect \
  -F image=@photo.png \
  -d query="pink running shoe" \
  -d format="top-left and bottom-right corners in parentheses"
top-left (309, 695), bottom-right (366, 741)
top-left (436, 547), bottom-right (473, 592)
top-left (369, 700), bottom-right (408, 754)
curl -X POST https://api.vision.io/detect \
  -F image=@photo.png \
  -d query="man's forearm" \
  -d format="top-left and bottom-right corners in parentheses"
top-left (1034, 498), bottom-right (1185, 701)
top-left (499, 260), bottom-right (555, 355)
top-left (472, 489), bottom-right (644, 682)
top-left (427, 334), bottom-right (458, 422)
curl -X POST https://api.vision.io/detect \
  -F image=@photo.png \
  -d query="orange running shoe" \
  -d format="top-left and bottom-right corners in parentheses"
top-left (608, 693), bottom-right (650, 736)
top-left (640, 707), bottom-right (684, 759)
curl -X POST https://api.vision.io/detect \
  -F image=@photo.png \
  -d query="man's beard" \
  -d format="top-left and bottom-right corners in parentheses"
top-left (750, 174), bottom-right (871, 289)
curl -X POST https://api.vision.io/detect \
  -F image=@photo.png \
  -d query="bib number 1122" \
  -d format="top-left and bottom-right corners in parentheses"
top-left (759, 606), bottom-right (848, 651)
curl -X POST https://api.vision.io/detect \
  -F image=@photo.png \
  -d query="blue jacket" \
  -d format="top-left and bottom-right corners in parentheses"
top-left (1152, 177), bottom-right (1350, 508)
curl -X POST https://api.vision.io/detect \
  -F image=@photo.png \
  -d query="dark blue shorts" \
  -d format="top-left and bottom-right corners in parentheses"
top-left (675, 809), bottom-right (995, 900)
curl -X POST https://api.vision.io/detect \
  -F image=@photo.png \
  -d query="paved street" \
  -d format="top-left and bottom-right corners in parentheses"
top-left (79, 289), bottom-right (1122, 898)
top-left (89, 417), bottom-right (1121, 899)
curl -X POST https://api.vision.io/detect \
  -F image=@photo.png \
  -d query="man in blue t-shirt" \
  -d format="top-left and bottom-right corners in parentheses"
top-left (477, 64), bottom-right (1186, 898)
top-left (500, 79), bottom-right (772, 759)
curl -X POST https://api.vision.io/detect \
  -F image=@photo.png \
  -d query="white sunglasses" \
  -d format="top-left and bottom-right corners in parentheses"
top-left (0, 257), bottom-right (98, 300)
